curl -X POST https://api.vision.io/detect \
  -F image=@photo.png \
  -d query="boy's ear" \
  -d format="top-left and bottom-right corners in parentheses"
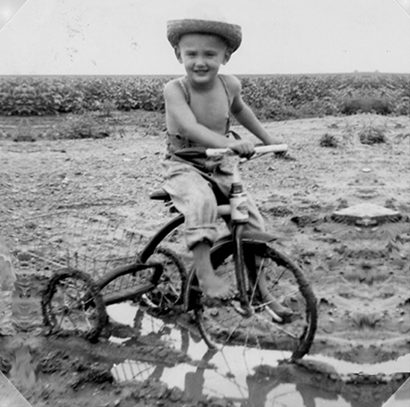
top-left (223, 49), bottom-right (232, 65)
top-left (174, 46), bottom-right (182, 63)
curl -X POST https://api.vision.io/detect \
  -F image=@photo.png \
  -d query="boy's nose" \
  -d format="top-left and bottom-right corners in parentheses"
top-left (194, 57), bottom-right (206, 66)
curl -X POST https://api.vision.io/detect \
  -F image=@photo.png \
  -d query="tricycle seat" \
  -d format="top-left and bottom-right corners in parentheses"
top-left (150, 188), bottom-right (171, 201)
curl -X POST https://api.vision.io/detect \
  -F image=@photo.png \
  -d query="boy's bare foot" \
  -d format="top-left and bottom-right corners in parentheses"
top-left (259, 291), bottom-right (293, 323)
top-left (256, 277), bottom-right (293, 322)
top-left (196, 272), bottom-right (236, 299)
top-left (192, 241), bottom-right (235, 300)
top-left (251, 262), bottom-right (294, 323)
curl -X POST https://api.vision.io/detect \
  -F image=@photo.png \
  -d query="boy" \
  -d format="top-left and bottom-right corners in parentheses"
top-left (163, 18), bottom-right (291, 319)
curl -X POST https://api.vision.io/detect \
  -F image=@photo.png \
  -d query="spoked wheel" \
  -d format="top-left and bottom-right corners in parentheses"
top-left (42, 268), bottom-right (107, 342)
top-left (96, 246), bottom-right (186, 311)
top-left (139, 246), bottom-right (187, 312)
top-left (192, 241), bottom-right (317, 360)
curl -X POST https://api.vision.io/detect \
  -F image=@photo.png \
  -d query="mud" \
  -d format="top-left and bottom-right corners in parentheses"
top-left (1, 113), bottom-right (410, 406)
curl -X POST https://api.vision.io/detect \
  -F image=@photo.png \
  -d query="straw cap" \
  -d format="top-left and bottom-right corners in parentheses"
top-left (167, 19), bottom-right (242, 52)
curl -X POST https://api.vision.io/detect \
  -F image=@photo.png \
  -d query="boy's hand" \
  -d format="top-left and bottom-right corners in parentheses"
top-left (262, 134), bottom-right (294, 159)
top-left (263, 134), bottom-right (285, 145)
top-left (228, 140), bottom-right (255, 158)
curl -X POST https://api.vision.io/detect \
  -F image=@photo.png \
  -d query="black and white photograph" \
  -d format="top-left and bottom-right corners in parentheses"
top-left (1, 1), bottom-right (410, 406)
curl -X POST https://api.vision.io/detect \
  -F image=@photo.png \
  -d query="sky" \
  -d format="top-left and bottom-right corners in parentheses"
top-left (0, 0), bottom-right (409, 75)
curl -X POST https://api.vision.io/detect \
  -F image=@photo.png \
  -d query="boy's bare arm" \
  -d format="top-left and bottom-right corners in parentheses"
top-left (228, 76), bottom-right (283, 145)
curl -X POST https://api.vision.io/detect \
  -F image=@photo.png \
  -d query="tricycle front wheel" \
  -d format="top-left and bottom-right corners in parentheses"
top-left (190, 240), bottom-right (317, 361)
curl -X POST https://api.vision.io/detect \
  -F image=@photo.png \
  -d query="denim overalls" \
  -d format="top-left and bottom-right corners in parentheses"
top-left (162, 75), bottom-right (265, 250)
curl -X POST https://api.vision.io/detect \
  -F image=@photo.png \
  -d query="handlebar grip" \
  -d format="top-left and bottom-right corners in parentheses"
top-left (205, 144), bottom-right (288, 157)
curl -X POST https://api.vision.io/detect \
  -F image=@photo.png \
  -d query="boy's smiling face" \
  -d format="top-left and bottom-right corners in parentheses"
top-left (175, 33), bottom-right (231, 86)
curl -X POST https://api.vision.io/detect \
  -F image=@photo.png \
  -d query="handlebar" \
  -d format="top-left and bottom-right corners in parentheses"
top-left (205, 144), bottom-right (288, 157)
top-left (174, 144), bottom-right (288, 160)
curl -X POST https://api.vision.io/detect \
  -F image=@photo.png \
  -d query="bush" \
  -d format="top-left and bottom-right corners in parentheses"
top-left (340, 97), bottom-right (392, 115)
top-left (46, 114), bottom-right (110, 140)
top-left (259, 99), bottom-right (300, 121)
top-left (12, 118), bottom-right (36, 142)
top-left (319, 133), bottom-right (338, 148)
top-left (358, 125), bottom-right (386, 145)
top-left (394, 97), bottom-right (410, 116)
top-left (1, 73), bottom-right (410, 118)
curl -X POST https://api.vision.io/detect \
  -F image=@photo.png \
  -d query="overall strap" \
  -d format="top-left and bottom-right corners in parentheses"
top-left (177, 77), bottom-right (191, 104)
top-left (218, 75), bottom-right (232, 106)
top-left (218, 75), bottom-right (233, 133)
top-left (177, 75), bottom-right (235, 135)
top-left (178, 75), bottom-right (231, 107)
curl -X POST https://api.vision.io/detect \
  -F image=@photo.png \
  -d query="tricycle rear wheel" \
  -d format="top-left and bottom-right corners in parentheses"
top-left (42, 268), bottom-right (107, 342)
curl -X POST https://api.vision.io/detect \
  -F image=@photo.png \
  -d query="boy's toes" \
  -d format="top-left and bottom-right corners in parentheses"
top-left (274, 305), bottom-right (293, 323)
top-left (201, 283), bottom-right (237, 304)
top-left (261, 295), bottom-right (293, 323)
top-left (202, 292), bottom-right (237, 307)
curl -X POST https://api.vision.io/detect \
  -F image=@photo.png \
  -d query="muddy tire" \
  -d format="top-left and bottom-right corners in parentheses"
top-left (42, 268), bottom-right (107, 342)
top-left (191, 241), bottom-right (317, 360)
top-left (139, 246), bottom-right (187, 312)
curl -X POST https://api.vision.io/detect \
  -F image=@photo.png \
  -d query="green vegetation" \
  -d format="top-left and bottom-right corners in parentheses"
top-left (358, 124), bottom-right (387, 145)
top-left (1, 73), bottom-right (410, 119)
top-left (319, 133), bottom-right (339, 148)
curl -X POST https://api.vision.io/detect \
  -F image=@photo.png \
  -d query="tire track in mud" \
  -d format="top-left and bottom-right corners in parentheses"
top-left (253, 115), bottom-right (410, 363)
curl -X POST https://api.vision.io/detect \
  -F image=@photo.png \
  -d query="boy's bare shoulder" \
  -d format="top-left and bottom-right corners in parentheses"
top-left (163, 77), bottom-right (186, 103)
top-left (164, 77), bottom-right (181, 93)
top-left (220, 74), bottom-right (242, 95)
top-left (220, 74), bottom-right (241, 87)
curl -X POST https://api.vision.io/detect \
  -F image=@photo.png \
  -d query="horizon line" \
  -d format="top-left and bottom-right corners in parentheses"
top-left (1, 71), bottom-right (410, 77)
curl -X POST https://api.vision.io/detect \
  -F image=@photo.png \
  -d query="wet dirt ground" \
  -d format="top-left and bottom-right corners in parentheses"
top-left (1, 112), bottom-right (410, 406)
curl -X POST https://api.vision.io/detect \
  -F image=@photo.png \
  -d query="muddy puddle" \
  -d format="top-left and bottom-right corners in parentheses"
top-left (107, 302), bottom-right (410, 407)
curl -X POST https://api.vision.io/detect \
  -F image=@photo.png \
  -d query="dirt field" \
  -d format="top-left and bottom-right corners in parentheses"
top-left (1, 112), bottom-right (410, 406)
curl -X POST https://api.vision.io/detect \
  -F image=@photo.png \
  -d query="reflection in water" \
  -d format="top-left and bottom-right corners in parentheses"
top-left (109, 303), bottom-right (409, 407)
top-left (12, 274), bottom-right (44, 332)
top-left (9, 343), bottom-right (36, 390)
top-left (0, 273), bottom-right (45, 394)
top-left (247, 363), bottom-right (404, 407)
top-left (0, 240), bottom-right (17, 336)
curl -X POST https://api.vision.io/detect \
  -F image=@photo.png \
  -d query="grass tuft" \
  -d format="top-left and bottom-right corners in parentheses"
top-left (319, 133), bottom-right (338, 148)
top-left (358, 125), bottom-right (386, 145)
